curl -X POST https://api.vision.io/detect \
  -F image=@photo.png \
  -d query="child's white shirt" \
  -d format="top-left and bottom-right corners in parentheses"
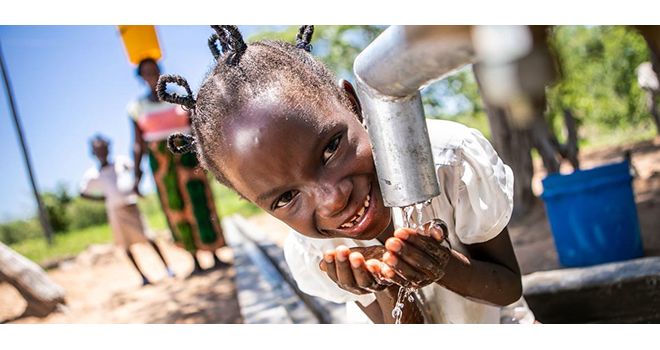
top-left (283, 119), bottom-right (533, 323)
top-left (80, 155), bottom-right (137, 209)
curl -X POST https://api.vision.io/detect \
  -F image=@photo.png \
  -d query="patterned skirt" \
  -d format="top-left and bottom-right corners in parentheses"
top-left (147, 140), bottom-right (225, 252)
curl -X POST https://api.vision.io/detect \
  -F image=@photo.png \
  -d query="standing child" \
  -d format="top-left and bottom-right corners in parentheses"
top-left (157, 25), bottom-right (534, 323)
top-left (80, 135), bottom-right (175, 286)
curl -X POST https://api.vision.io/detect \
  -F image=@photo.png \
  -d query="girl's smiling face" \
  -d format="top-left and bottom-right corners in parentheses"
top-left (218, 89), bottom-right (391, 240)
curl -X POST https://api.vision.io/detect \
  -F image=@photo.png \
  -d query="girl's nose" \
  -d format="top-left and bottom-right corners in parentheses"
top-left (316, 179), bottom-right (352, 218)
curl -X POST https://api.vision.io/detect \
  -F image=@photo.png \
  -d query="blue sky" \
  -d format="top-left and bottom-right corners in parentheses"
top-left (0, 26), bottom-right (267, 222)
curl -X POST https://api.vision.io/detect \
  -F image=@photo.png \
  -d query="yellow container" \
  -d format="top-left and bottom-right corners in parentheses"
top-left (118, 25), bottom-right (162, 65)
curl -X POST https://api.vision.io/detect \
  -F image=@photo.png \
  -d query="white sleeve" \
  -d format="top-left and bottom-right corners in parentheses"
top-left (443, 128), bottom-right (514, 245)
top-left (79, 168), bottom-right (103, 197)
top-left (283, 232), bottom-right (377, 306)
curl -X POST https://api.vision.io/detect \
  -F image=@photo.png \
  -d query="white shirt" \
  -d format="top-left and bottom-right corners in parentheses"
top-left (80, 155), bottom-right (138, 209)
top-left (283, 119), bottom-right (533, 323)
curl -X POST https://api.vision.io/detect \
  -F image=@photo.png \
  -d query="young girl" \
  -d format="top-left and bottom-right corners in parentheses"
top-left (158, 25), bottom-right (534, 323)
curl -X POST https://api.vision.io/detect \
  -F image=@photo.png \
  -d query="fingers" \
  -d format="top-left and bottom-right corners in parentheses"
top-left (350, 253), bottom-right (389, 292)
top-left (364, 259), bottom-right (383, 278)
top-left (382, 228), bottom-right (451, 287)
top-left (385, 236), bottom-right (438, 273)
top-left (382, 251), bottom-right (429, 287)
top-left (335, 246), bottom-right (357, 290)
top-left (365, 260), bottom-right (392, 291)
top-left (394, 228), bottom-right (447, 261)
top-left (426, 220), bottom-right (447, 241)
top-left (322, 250), bottom-right (338, 283)
top-left (397, 221), bottom-right (446, 241)
top-left (378, 257), bottom-right (411, 287)
top-left (320, 246), bottom-right (392, 294)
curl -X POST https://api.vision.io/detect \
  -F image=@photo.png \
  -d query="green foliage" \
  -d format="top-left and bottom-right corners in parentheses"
top-left (1, 187), bottom-right (107, 245)
top-left (0, 218), bottom-right (42, 245)
top-left (42, 183), bottom-right (72, 233)
top-left (42, 183), bottom-right (109, 233)
top-left (422, 26), bottom-right (653, 144)
top-left (67, 196), bottom-right (107, 230)
top-left (421, 26), bottom-right (654, 147)
top-left (546, 26), bottom-right (650, 131)
top-left (9, 224), bottom-right (112, 266)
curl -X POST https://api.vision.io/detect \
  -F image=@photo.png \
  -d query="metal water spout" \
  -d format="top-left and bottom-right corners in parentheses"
top-left (353, 26), bottom-right (475, 208)
top-left (353, 25), bottom-right (550, 324)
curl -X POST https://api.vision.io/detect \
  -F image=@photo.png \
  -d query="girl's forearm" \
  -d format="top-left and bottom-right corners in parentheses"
top-left (437, 249), bottom-right (522, 306)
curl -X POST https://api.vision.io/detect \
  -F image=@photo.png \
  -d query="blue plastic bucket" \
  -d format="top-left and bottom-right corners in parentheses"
top-left (540, 160), bottom-right (643, 267)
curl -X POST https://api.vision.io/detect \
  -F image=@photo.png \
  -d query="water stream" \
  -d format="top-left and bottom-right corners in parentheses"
top-left (390, 199), bottom-right (442, 324)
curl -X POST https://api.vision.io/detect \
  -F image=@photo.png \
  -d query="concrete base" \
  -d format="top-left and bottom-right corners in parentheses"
top-left (522, 257), bottom-right (660, 323)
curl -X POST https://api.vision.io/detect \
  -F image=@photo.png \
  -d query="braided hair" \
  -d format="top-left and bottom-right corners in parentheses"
top-left (157, 25), bottom-right (355, 189)
top-left (296, 25), bottom-right (314, 52)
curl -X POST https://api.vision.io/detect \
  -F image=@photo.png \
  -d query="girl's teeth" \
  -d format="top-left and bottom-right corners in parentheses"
top-left (341, 194), bottom-right (371, 229)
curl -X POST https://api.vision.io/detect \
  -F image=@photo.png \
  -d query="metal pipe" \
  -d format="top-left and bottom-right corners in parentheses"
top-left (354, 26), bottom-right (475, 207)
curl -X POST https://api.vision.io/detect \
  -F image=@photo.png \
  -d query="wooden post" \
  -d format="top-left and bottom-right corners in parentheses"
top-left (0, 242), bottom-right (66, 319)
top-left (473, 64), bottom-right (537, 219)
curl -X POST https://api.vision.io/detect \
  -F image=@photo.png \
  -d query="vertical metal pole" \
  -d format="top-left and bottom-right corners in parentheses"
top-left (0, 41), bottom-right (54, 245)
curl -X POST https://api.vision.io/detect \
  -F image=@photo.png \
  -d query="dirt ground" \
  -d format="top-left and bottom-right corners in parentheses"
top-left (1, 136), bottom-right (658, 323)
top-left (0, 243), bottom-right (242, 323)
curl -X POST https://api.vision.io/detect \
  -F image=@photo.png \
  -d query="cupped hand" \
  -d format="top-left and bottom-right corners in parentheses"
top-left (381, 222), bottom-right (451, 289)
top-left (319, 245), bottom-right (392, 295)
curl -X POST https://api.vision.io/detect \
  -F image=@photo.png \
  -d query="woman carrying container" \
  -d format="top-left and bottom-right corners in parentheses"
top-left (128, 57), bottom-right (228, 275)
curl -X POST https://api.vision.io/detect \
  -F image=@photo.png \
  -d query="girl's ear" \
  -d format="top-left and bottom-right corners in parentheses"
top-left (339, 79), bottom-right (363, 123)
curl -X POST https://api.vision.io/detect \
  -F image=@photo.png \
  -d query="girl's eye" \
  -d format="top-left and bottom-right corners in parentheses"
top-left (322, 134), bottom-right (342, 164)
top-left (273, 190), bottom-right (299, 210)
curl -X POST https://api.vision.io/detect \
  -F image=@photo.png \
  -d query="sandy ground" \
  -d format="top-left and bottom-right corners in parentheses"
top-left (1, 136), bottom-right (658, 323)
top-left (0, 242), bottom-right (242, 323)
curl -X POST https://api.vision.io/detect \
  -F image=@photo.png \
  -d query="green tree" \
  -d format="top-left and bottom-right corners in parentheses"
top-left (42, 183), bottom-right (72, 233)
top-left (0, 218), bottom-right (41, 245)
top-left (547, 26), bottom-right (650, 134)
top-left (67, 197), bottom-right (107, 230)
